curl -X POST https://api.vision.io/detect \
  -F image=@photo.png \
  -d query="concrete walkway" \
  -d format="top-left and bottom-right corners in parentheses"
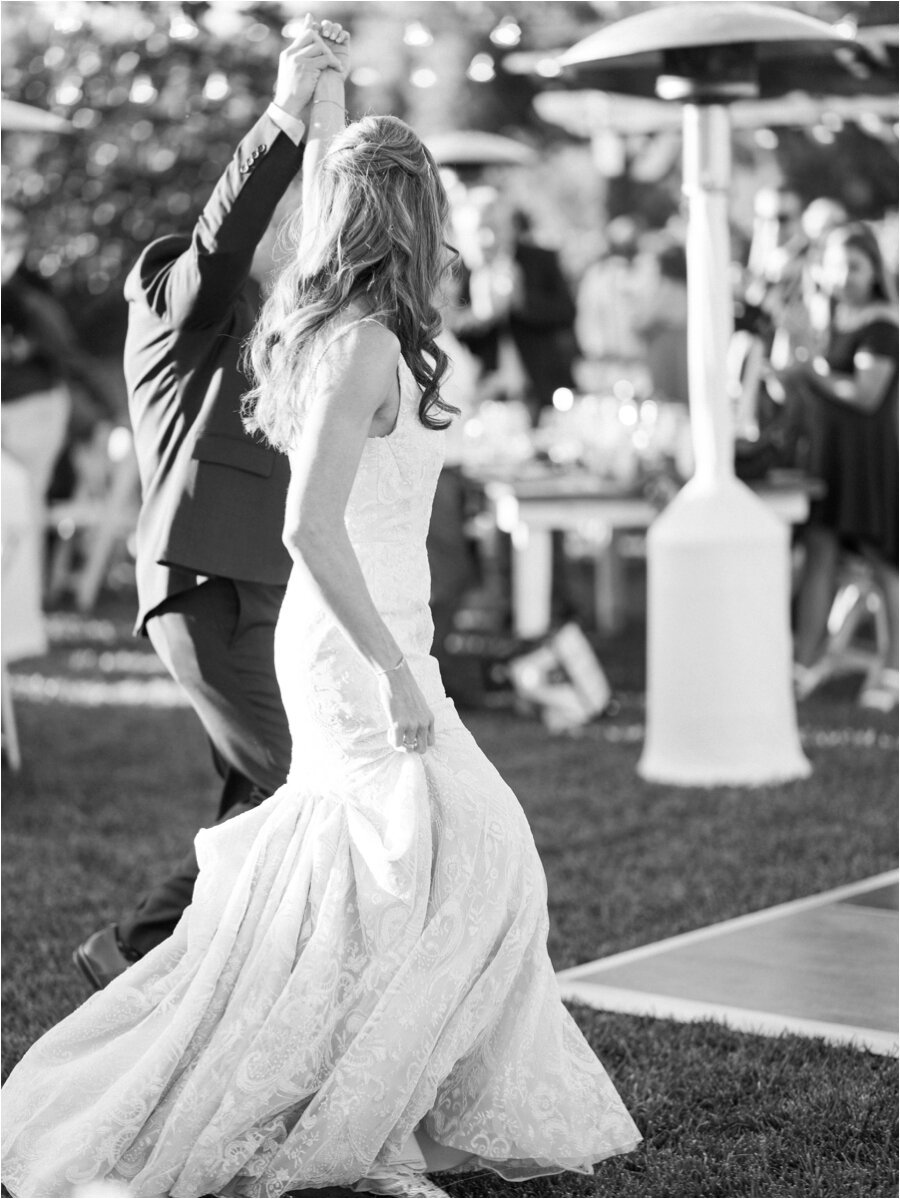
top-left (558, 871), bottom-right (899, 1056)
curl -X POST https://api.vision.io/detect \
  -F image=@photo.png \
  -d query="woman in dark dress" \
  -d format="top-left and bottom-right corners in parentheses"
top-left (788, 222), bottom-right (898, 709)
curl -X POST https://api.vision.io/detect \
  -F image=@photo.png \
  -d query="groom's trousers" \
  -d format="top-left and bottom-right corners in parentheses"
top-left (117, 577), bottom-right (291, 958)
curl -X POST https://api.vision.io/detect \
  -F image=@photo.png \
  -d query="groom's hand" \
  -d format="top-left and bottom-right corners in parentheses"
top-left (273, 14), bottom-right (346, 120)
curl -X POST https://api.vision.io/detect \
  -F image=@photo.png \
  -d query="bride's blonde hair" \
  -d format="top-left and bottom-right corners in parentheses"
top-left (243, 115), bottom-right (457, 450)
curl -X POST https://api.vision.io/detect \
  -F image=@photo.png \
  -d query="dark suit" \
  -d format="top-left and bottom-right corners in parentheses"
top-left (509, 239), bottom-right (577, 417)
top-left (117, 111), bottom-right (303, 957)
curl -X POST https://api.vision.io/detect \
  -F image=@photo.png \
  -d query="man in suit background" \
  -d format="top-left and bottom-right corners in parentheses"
top-left (74, 18), bottom-right (349, 988)
top-left (507, 209), bottom-right (577, 423)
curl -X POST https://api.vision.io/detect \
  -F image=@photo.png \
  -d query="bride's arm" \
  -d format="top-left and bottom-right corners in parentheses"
top-left (301, 22), bottom-right (349, 218)
top-left (284, 321), bottom-right (435, 754)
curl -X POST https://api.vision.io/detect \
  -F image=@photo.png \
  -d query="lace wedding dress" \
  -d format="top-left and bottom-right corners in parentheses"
top-left (1, 357), bottom-right (641, 1198)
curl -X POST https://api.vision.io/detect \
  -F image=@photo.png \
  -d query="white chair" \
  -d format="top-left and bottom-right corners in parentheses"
top-left (46, 426), bottom-right (140, 612)
top-left (797, 556), bottom-right (889, 699)
top-left (1, 450), bottom-right (37, 770)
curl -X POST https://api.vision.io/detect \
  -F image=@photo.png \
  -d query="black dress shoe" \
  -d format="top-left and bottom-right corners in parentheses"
top-left (73, 924), bottom-right (132, 990)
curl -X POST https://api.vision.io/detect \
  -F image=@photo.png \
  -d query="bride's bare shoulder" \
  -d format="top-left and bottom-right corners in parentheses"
top-left (324, 304), bottom-right (400, 363)
top-left (312, 308), bottom-right (401, 399)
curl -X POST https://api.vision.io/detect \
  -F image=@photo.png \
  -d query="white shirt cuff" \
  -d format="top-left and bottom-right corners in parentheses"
top-left (267, 102), bottom-right (306, 147)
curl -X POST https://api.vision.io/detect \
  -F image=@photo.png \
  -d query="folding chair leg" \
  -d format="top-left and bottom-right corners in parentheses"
top-left (46, 533), bottom-right (78, 604)
top-left (75, 524), bottom-right (116, 612)
top-left (827, 583), bottom-right (867, 650)
top-left (73, 453), bottom-right (140, 613)
top-left (1, 657), bottom-right (21, 772)
top-left (818, 567), bottom-right (887, 688)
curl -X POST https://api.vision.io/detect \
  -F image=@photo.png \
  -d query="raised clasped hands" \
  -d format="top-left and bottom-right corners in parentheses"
top-left (316, 18), bottom-right (350, 79)
top-left (273, 14), bottom-right (349, 121)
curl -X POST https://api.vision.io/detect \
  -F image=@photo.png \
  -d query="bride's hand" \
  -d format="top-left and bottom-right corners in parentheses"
top-left (317, 19), bottom-right (350, 79)
top-left (273, 15), bottom-right (343, 120)
top-left (377, 661), bottom-right (435, 755)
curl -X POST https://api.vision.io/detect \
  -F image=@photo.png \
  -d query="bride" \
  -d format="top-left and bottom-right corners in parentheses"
top-left (1, 25), bottom-right (641, 1199)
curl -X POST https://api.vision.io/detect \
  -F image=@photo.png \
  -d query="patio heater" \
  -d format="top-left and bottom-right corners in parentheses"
top-left (425, 129), bottom-right (536, 170)
top-left (1, 98), bottom-right (72, 133)
top-left (558, 4), bottom-right (880, 786)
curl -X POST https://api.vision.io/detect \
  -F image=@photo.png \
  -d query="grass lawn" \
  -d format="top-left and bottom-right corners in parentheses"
top-left (2, 598), bottom-right (897, 1198)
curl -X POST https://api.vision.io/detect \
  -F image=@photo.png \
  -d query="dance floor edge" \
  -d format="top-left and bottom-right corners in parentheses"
top-left (557, 871), bottom-right (899, 1058)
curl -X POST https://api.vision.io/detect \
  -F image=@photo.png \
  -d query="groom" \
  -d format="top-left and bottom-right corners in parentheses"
top-left (74, 20), bottom-right (349, 988)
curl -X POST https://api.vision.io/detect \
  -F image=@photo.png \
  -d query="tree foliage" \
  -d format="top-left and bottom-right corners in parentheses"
top-left (1, 0), bottom-right (896, 341)
top-left (0, 1), bottom-right (599, 323)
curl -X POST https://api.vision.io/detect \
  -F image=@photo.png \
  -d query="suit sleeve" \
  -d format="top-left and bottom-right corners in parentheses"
top-left (140, 111), bottom-right (305, 330)
top-left (858, 319), bottom-right (899, 362)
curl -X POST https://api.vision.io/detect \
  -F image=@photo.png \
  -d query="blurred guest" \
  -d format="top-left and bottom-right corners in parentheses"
top-left (733, 196), bottom-right (848, 455)
top-left (447, 189), bottom-right (512, 380)
top-left (777, 223), bottom-right (898, 709)
top-left (754, 194), bottom-right (848, 370)
top-left (632, 235), bottom-right (689, 404)
top-left (426, 328), bottom-right (480, 697)
top-left (73, 19), bottom-right (348, 989)
top-left (575, 215), bottom-right (645, 373)
top-left (746, 187), bottom-right (803, 286)
top-left (507, 208), bottom-right (577, 421)
top-left (1, 203), bottom-right (118, 658)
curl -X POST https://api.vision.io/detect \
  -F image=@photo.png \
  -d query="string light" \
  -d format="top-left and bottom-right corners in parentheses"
top-left (467, 53), bottom-right (495, 83)
top-left (131, 15), bottom-right (156, 40)
top-left (618, 402), bottom-right (639, 428)
top-left (92, 143), bottom-right (119, 167)
top-left (55, 78), bottom-right (83, 106)
top-left (129, 75), bottom-right (158, 104)
top-left (404, 21), bottom-right (433, 47)
top-left (78, 49), bottom-right (103, 76)
top-left (754, 128), bottom-right (779, 150)
top-left (53, 12), bottom-right (82, 33)
top-left (857, 112), bottom-right (884, 136)
top-left (167, 192), bottom-right (192, 215)
top-left (92, 202), bottom-right (116, 226)
top-left (169, 13), bottom-right (199, 41)
top-left (640, 400), bottom-right (659, 425)
top-left (350, 66), bottom-right (381, 87)
top-left (410, 68), bottom-right (437, 89)
top-left (203, 72), bottom-right (230, 102)
top-left (535, 58), bottom-right (562, 78)
top-left (117, 51), bottom-right (141, 74)
top-left (489, 16), bottom-right (521, 47)
top-left (832, 15), bottom-right (857, 38)
top-left (73, 233), bottom-right (99, 257)
top-left (71, 108), bottom-right (100, 129)
top-left (150, 147), bottom-right (177, 173)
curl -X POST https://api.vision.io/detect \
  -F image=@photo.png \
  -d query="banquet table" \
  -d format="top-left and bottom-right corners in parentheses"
top-left (479, 469), bottom-right (823, 638)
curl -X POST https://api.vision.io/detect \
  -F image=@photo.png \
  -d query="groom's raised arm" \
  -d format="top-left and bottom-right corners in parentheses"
top-left (134, 21), bottom-right (341, 330)
top-left (159, 110), bottom-right (304, 327)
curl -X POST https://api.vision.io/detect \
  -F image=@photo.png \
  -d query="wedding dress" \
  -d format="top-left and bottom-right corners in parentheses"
top-left (1, 357), bottom-right (641, 1198)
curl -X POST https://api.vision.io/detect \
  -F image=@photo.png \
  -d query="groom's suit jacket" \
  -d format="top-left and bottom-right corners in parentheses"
top-left (124, 110), bottom-right (304, 632)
